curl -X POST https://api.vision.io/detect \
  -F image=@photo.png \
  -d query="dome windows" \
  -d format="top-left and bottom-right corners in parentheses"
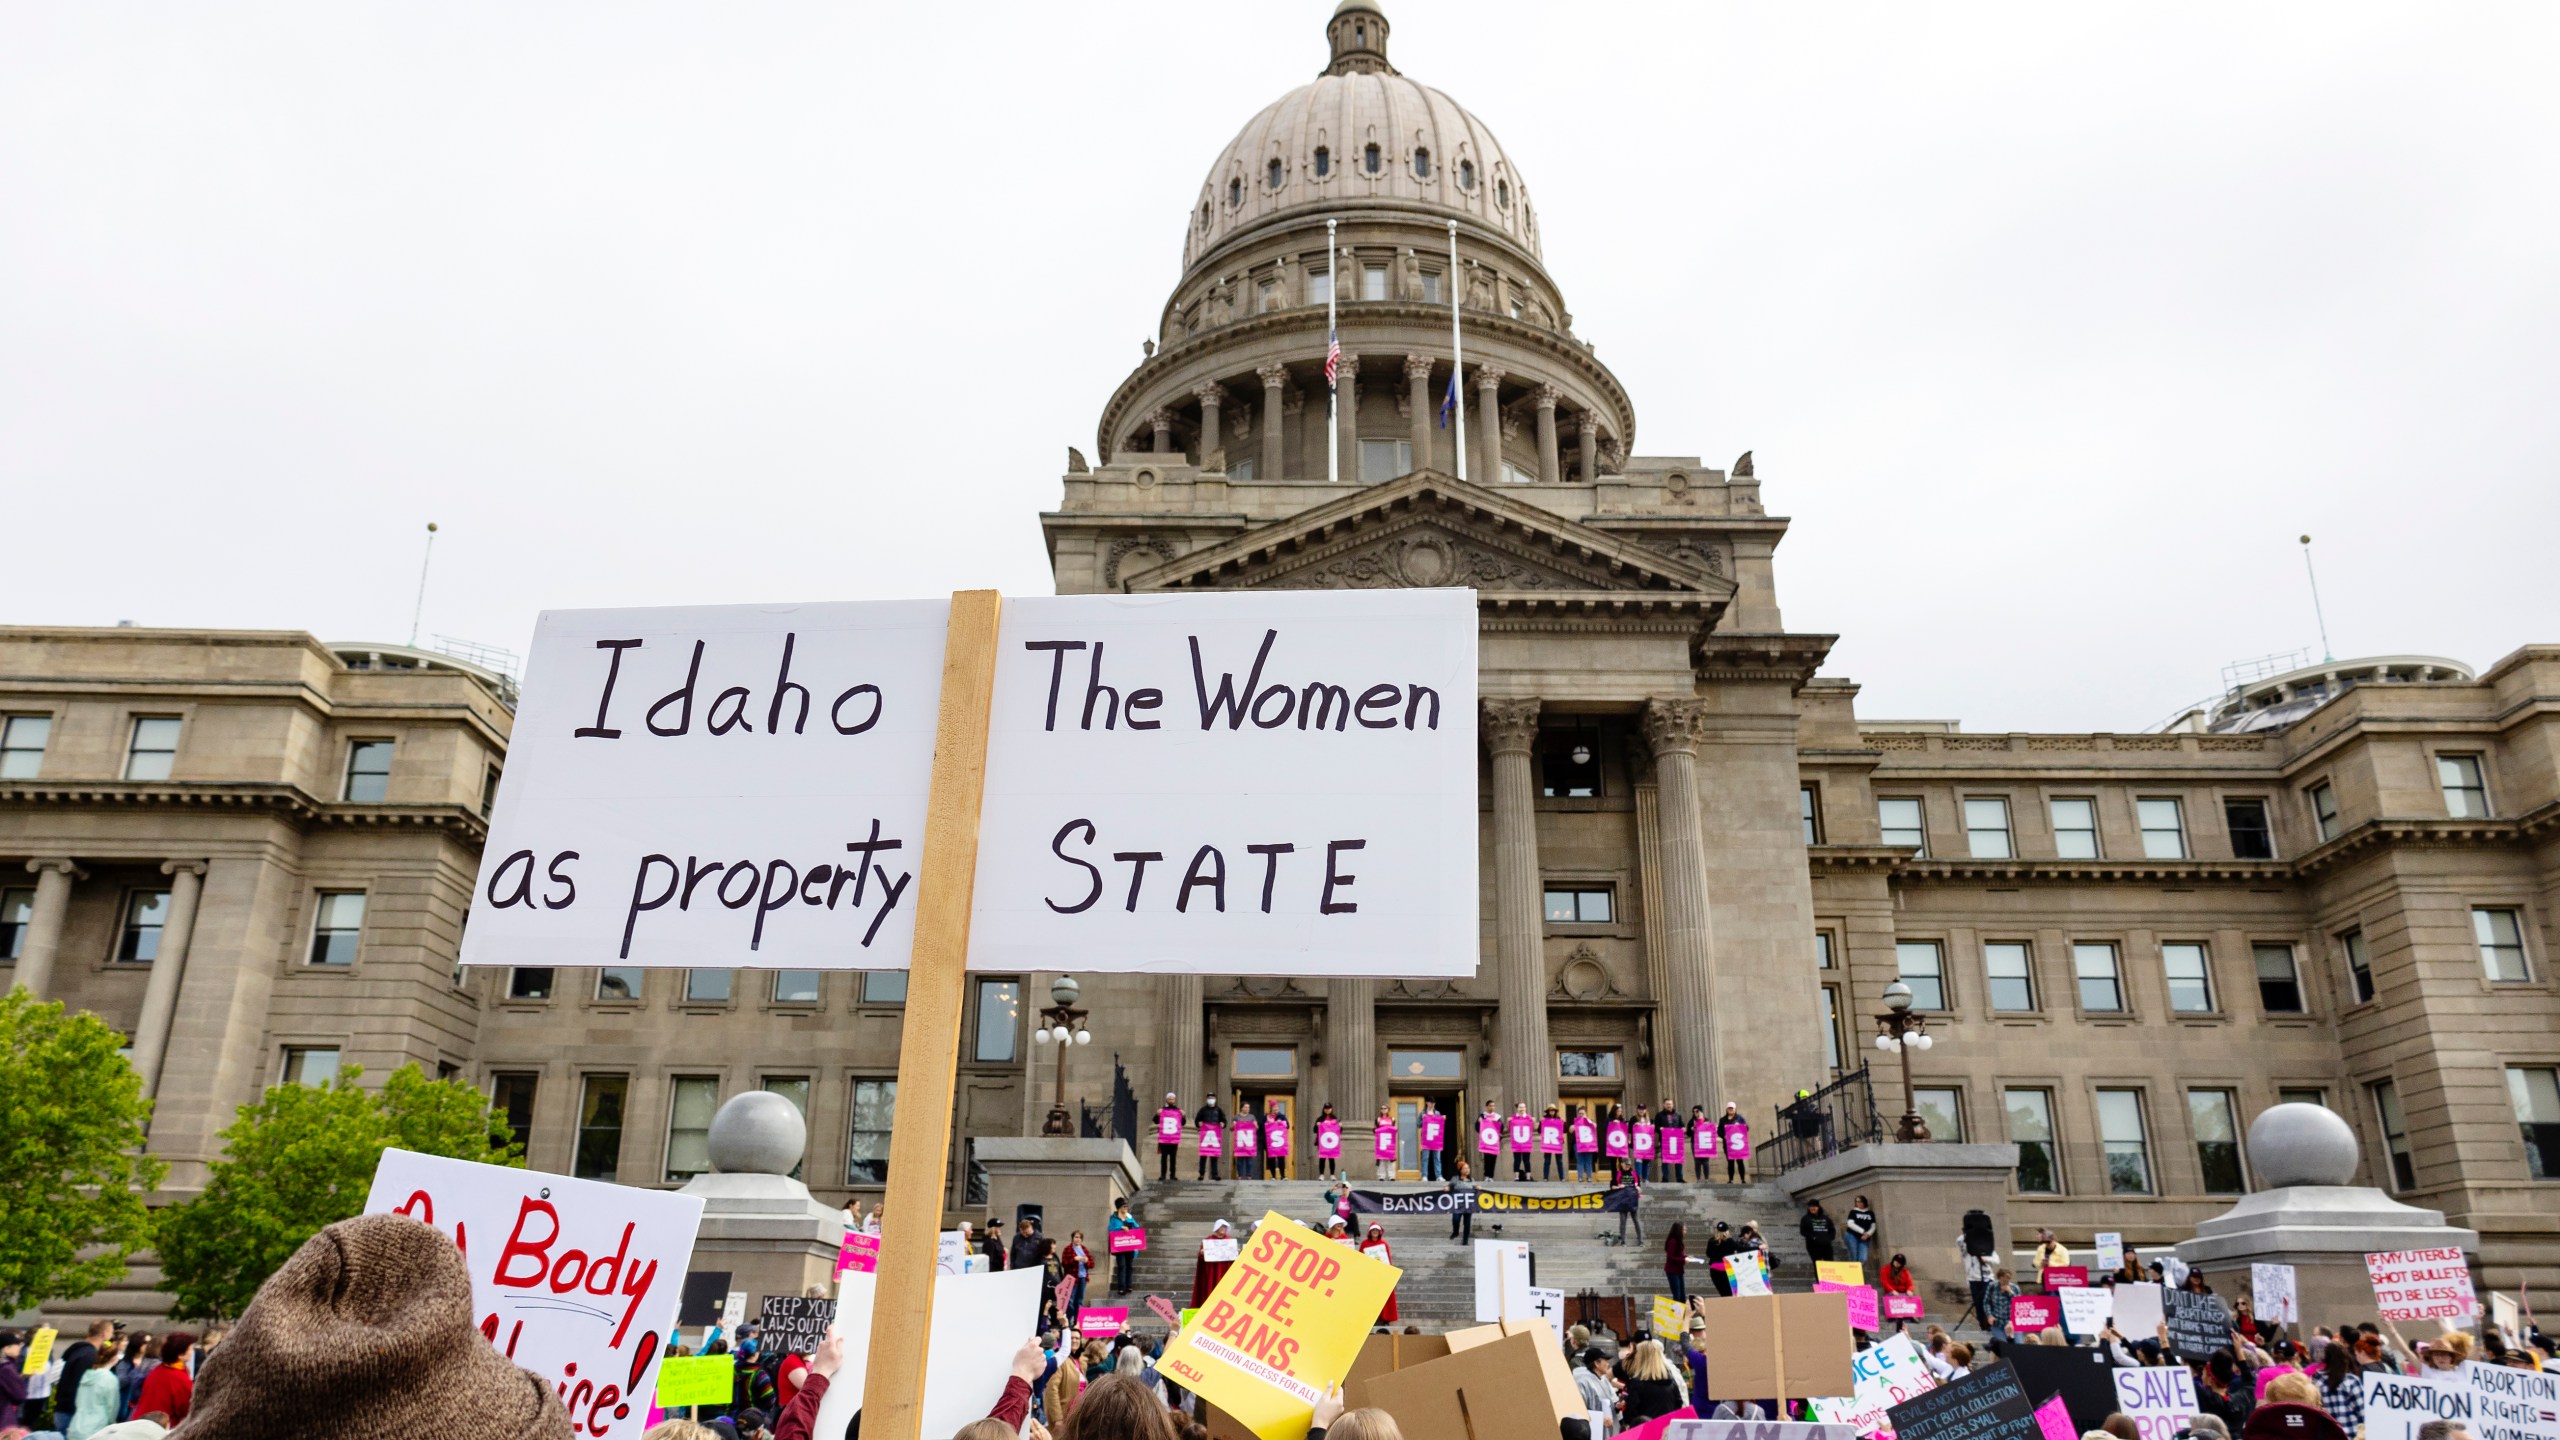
top-left (1364, 143), bottom-right (1382, 175)
top-left (1313, 146), bottom-right (1331, 178)
top-left (1198, 201), bottom-right (1211, 232)
top-left (1458, 159), bottom-right (1476, 191)
top-left (1412, 146), bottom-right (1433, 180)
top-left (1228, 176), bottom-right (1243, 208)
top-left (1267, 158), bottom-right (1284, 190)
top-left (1497, 179), bottom-right (1512, 210)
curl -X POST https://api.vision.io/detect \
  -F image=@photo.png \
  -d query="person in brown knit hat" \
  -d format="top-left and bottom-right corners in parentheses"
top-left (173, 1210), bottom-right (572, 1440)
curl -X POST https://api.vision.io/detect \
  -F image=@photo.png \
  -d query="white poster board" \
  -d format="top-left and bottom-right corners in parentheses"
top-left (2112, 1367), bottom-right (2200, 1440)
top-left (1202, 1236), bottom-right (1241, 1264)
top-left (937, 1230), bottom-right (969, 1276)
top-left (2061, 1285), bottom-right (2112, 1335)
top-left (366, 1149), bottom-right (704, 1439)
top-left (1808, 1332), bottom-right (1935, 1436)
top-left (1528, 1286), bottom-right (1569, 1347)
top-left (2364, 1364), bottom-right (2560, 1440)
top-left (1473, 1239), bottom-right (1534, 1322)
top-left (465, 591), bottom-right (1479, 978)
top-left (2252, 1262), bottom-right (2298, 1324)
top-left (2367, 1248), bottom-right (2477, 1322)
top-left (812, 1267), bottom-right (1045, 1440)
top-left (2095, 1233), bottom-right (2124, 1270)
top-left (2158, 1255), bottom-right (2189, 1288)
top-left (2113, 1281), bottom-right (2165, 1337)
top-left (1730, 1250), bottom-right (1772, 1296)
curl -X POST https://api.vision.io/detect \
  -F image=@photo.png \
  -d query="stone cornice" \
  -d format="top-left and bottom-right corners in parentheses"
top-left (0, 782), bottom-right (490, 844)
top-left (1807, 844), bottom-right (1912, 875)
top-left (1879, 805), bottom-right (2560, 887)
top-left (1692, 633), bottom-right (1837, 692)
top-left (2290, 807), bottom-right (2556, 879)
top-left (1894, 856), bottom-right (2290, 885)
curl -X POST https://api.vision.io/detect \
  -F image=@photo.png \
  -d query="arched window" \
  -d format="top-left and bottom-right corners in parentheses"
top-left (1313, 146), bottom-right (1331, 178)
top-left (1412, 147), bottom-right (1433, 180)
top-left (1458, 159), bottom-right (1476, 191)
top-left (1228, 177), bottom-right (1243, 208)
top-left (1199, 201), bottom-right (1211, 231)
top-left (1267, 158), bottom-right (1284, 189)
top-left (1355, 22), bottom-right (1365, 46)
top-left (1364, 143), bottom-right (1382, 175)
top-left (1497, 179), bottom-right (1511, 210)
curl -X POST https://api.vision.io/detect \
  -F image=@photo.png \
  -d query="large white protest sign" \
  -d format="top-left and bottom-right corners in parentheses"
top-left (366, 1149), bottom-right (703, 1440)
top-left (2060, 1285), bottom-right (2112, 1335)
top-left (2367, 1248), bottom-right (2478, 1322)
top-left (2095, 1233), bottom-right (2123, 1270)
top-left (1810, 1332), bottom-right (1936, 1437)
top-left (2112, 1367), bottom-right (2199, 1440)
top-left (465, 591), bottom-right (1478, 977)
top-left (2365, 1365), bottom-right (2560, 1440)
top-left (1474, 1239), bottom-right (1535, 1322)
top-left (813, 1267), bottom-right (1044, 1440)
top-left (2112, 1281), bottom-right (2165, 1337)
top-left (2252, 1263), bottom-right (2298, 1324)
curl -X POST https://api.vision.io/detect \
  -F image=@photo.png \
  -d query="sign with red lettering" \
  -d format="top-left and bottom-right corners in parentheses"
top-left (1158, 1210), bottom-right (1399, 1440)
top-left (367, 1149), bottom-right (703, 1439)
top-left (2365, 1248), bottom-right (2476, 1322)
top-left (836, 1232), bottom-right (879, 1276)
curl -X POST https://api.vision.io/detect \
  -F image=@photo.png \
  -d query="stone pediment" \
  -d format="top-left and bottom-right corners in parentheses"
top-left (1118, 471), bottom-right (1737, 601)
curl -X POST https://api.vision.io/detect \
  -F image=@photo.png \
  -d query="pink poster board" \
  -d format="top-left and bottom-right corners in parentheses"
top-left (1232, 1122), bottom-right (1258, 1156)
top-left (1883, 1294), bottom-right (1924, 1320)
top-left (2043, 1265), bottom-right (2089, 1291)
top-left (1077, 1306), bottom-right (1128, 1337)
top-left (1477, 1117), bottom-right (1502, 1153)
top-left (1509, 1116), bottom-right (1535, 1148)
top-left (1315, 1119), bottom-right (1343, 1156)
top-left (1156, 1109), bottom-right (1183, 1143)
top-left (2034, 1393), bottom-right (2076, 1440)
top-left (1662, 1129), bottom-right (1687, 1163)
top-left (1265, 1120), bottom-right (1290, 1157)
top-left (1108, 1227), bottom-right (1147, 1254)
top-left (1540, 1118), bottom-right (1566, 1154)
top-left (1575, 1119), bottom-right (1599, 1153)
top-left (1632, 1121), bottom-right (1656, 1157)
top-left (1693, 1120), bottom-right (1716, 1153)
top-left (837, 1232), bottom-right (881, 1277)
top-left (1145, 1295), bottom-right (1182, 1329)
top-left (1814, 1281), bottom-right (1881, 1331)
top-left (2012, 1294), bottom-right (2060, 1332)
top-left (1419, 1113), bottom-right (1446, 1149)
top-left (1374, 1125), bottom-right (1398, 1160)
top-left (1606, 1121), bottom-right (1631, 1158)
top-left (1725, 1127), bottom-right (1752, 1159)
top-left (1197, 1125), bottom-right (1222, 1156)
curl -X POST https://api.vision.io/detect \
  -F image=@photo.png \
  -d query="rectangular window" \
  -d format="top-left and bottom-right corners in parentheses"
top-left (596, 967), bottom-right (644, 1002)
top-left (481, 766), bottom-right (502, 818)
top-left (2438, 755), bottom-right (2490, 818)
top-left (124, 716), bottom-right (181, 781)
top-left (974, 979), bottom-right (1020, 1062)
top-left (575, 1074), bottom-right (628, 1182)
top-left (1985, 942), bottom-right (2036, 1012)
top-left (2507, 1066), bottom-right (2560, 1181)
top-left (283, 1046), bottom-right (341, 1087)
top-left (1362, 263), bottom-right (1388, 301)
top-left (1878, 798), bottom-right (1926, 853)
top-left (2074, 942), bottom-right (2124, 1013)
top-left (772, 970), bottom-right (822, 1004)
top-left (1540, 728), bottom-right (1602, 798)
top-left (2096, 1088), bottom-right (2153, 1194)
top-left (2225, 798), bottom-right (2275, 859)
top-left (1964, 797), bottom-right (2014, 859)
top-left (306, 891), bottom-right (366, 966)
top-left (1306, 267), bottom-right (1332, 306)
top-left (509, 967), bottom-right (556, 1001)
top-left (2162, 942), bottom-right (2216, 1013)
top-left (1232, 1047), bottom-right (1297, 1079)
top-left (117, 890), bottom-right (171, 963)
top-left (491, 1072), bottom-right (538, 1145)
top-left (861, 971), bottom-right (909, 1004)
top-left (2254, 943), bottom-right (2305, 1013)
top-left (1914, 1087), bottom-right (1965, 1142)
top-left (2475, 908), bottom-right (2531, 982)
top-left (665, 1076), bottom-right (719, 1182)
top-left (1388, 1048), bottom-right (1462, 1080)
top-left (1821, 986), bottom-right (1844, 1072)
top-left (0, 716), bottom-right (51, 779)
top-left (685, 969), bottom-right (734, 1004)
top-left (1801, 785), bottom-right (1821, 845)
top-left (2308, 782), bottom-right (2339, 841)
top-left (0, 889), bottom-right (31, 961)
top-left (2049, 798), bottom-right (2100, 859)
top-left (2005, 1088), bottom-right (2060, 1193)
top-left (1228, 458), bottom-right (1254, 481)
top-left (1896, 940), bottom-right (1947, 1011)
top-left (1258, 280), bottom-right (1281, 313)
top-left (2278, 1087), bottom-right (2327, 1108)
top-left (343, 740), bottom-right (394, 802)
top-left (1359, 438), bottom-right (1413, 481)
top-left (2137, 798), bottom-right (2187, 858)
top-left (847, 1078), bottom-right (896, 1185)
top-left (1419, 270), bottom-right (1443, 304)
top-left (2341, 928), bottom-right (2374, 1004)
top-left (1543, 887), bottom-right (1614, 924)
top-left (1557, 1050), bottom-right (1620, 1079)
top-left (2372, 1079), bottom-right (2415, 1191)
top-left (1815, 932), bottom-right (1834, 969)
top-left (2189, 1088), bottom-right (2246, 1193)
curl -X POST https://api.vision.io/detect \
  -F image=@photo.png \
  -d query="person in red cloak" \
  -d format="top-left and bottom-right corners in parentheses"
top-left (1360, 1222), bottom-right (1400, 1325)
top-left (1190, 1218), bottom-right (1237, 1306)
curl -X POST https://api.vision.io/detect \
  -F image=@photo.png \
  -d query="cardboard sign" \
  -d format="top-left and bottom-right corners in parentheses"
top-left (2059, 1285), bottom-right (2112, 1335)
top-left (654, 1354), bottom-right (736, 1409)
top-left (1078, 1306), bottom-right (1128, 1337)
top-left (678, 1270), bottom-right (731, 1327)
top-left (1474, 1238), bottom-right (1534, 1322)
top-left (1341, 1329), bottom-right (1452, 1411)
top-left (2110, 1367), bottom-right (2199, 1440)
top-left (2493, 1292), bottom-right (2522, 1336)
top-left (2161, 1288), bottom-right (2232, 1360)
top-left (1146, 1294), bottom-right (1183, 1328)
top-left (2112, 1281), bottom-right (2164, 1337)
top-left (837, 1232), bottom-right (880, 1276)
top-left (1157, 1210), bottom-right (1400, 1440)
top-left (465, 591), bottom-right (1478, 978)
top-left (2095, 1233), bottom-right (2124, 1270)
top-left (2042, 1265), bottom-right (2088, 1291)
top-left (21, 1327), bottom-right (54, 1376)
top-left (2010, 1295), bottom-right (2059, 1333)
top-left (2367, 1247), bottom-right (2477, 1321)
top-left (2033, 1394), bottom-right (2075, 1440)
top-left (1655, 1294), bottom-right (1688, 1338)
top-left (810, 1267), bottom-right (1045, 1440)
top-left (722, 1290), bottom-right (746, 1328)
top-left (1809, 1331), bottom-right (1937, 1436)
top-left (1203, 1236), bottom-right (1241, 1264)
top-left (937, 1229), bottom-right (969, 1276)
top-left (2252, 1262), bottom-right (2298, 1323)
top-left (367, 1148), bottom-right (704, 1439)
top-left (1695, 1291), bottom-right (1856, 1400)
top-left (1110, 1227), bottom-right (1148, 1254)
top-left (1316, 1120), bottom-right (1343, 1157)
top-left (1816, 1261), bottom-right (1864, 1286)
top-left (1446, 1321), bottom-right (1586, 1423)
top-left (1888, 1358), bottom-right (2038, 1440)
top-left (1367, 1329), bottom-right (1571, 1440)
top-left (1729, 1250), bottom-right (1772, 1296)
top-left (1816, 1276), bottom-right (1879, 1329)
top-left (1884, 1294), bottom-right (1925, 1321)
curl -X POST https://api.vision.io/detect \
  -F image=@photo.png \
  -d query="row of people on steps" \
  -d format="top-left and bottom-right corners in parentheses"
top-left (1154, 1094), bottom-right (1755, 1183)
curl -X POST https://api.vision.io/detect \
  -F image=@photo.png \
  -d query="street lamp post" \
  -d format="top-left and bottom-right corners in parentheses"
top-left (1872, 980), bottom-right (1940, 1143)
top-left (1033, 974), bottom-right (1093, 1136)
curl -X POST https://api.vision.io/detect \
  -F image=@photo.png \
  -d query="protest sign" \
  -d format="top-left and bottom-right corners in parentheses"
top-left (1315, 1121), bottom-right (1343, 1158)
top-left (1817, 1261), bottom-right (1865, 1286)
top-left (1110, 1227), bottom-right (1148, 1254)
top-left (1814, 1280), bottom-right (1880, 1331)
top-left (1729, 1250), bottom-right (1772, 1296)
top-left (1697, 1291), bottom-right (1855, 1400)
top-left (2158, 1255), bottom-right (2189, 1288)
top-left (1448, 1320), bottom-right (1586, 1421)
top-left (937, 1230), bottom-right (969, 1275)
top-left (2365, 1364), bottom-right (2560, 1440)
top-left (678, 1271), bottom-right (730, 1327)
top-left (1146, 1295), bottom-right (1183, 1329)
top-left (21, 1328), bottom-right (54, 1376)
top-left (1656, 1426), bottom-right (1859, 1440)
top-left (760, 1296), bottom-right (837, 1355)
top-left (2161, 1289), bottom-right (2232, 1360)
top-left (1367, 1329), bottom-right (1570, 1440)
top-left (1203, 1235), bottom-right (1242, 1264)
top-left (1158, 1210), bottom-right (1400, 1440)
top-left (367, 1148), bottom-right (703, 1439)
top-left (839, 1232), bottom-right (880, 1276)
top-left (2059, 1286), bottom-right (2112, 1336)
top-left (1529, 1286), bottom-right (1568, 1346)
top-left (1341, 1330), bottom-right (1452, 1411)
top-left (1078, 1307), bottom-right (1128, 1337)
top-left (723, 1291), bottom-right (747, 1328)
top-left (1810, 1331), bottom-right (1937, 1436)
top-left (1625, 1412), bottom-right (1703, 1440)
top-left (2095, 1234), bottom-right (2123, 1270)
top-left (1475, 1238), bottom-right (1535, 1322)
top-left (810, 1266), bottom-right (1045, 1440)
top-left (1055, 1274), bottom-right (1078, 1319)
top-left (2010, 1295), bottom-right (2059, 1334)
top-left (1887, 1358), bottom-right (2038, 1440)
top-left (654, 1355), bottom-right (737, 1409)
top-left (1726, 1128), bottom-right (1752, 1159)
top-left (2042, 1265), bottom-right (2088, 1291)
top-left (2033, 1394), bottom-right (2075, 1440)
top-left (2493, 1292), bottom-right (2522, 1336)
top-left (2364, 1373), bottom-right (2469, 1440)
top-left (2111, 1367), bottom-right (2199, 1440)
top-left (2008, 1345), bottom-right (2125, 1438)
top-left (2367, 1248), bottom-right (2477, 1322)
top-left (1655, 1295), bottom-right (1688, 1339)
top-left (2252, 1262), bottom-right (2298, 1324)
top-left (2112, 1282), bottom-right (2164, 1337)
top-left (1885, 1294), bottom-right (1925, 1321)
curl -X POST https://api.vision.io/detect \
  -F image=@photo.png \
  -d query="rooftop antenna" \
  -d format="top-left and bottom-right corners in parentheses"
top-left (2299, 534), bottom-right (2332, 663)
top-left (409, 522), bottom-right (439, 647)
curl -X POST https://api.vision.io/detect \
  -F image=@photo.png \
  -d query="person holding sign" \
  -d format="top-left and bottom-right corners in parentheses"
top-left (1233, 1107), bottom-right (1262, 1181)
top-left (1157, 1093), bottom-right (1185, 1181)
top-left (1508, 1104), bottom-right (1536, 1181)
top-left (1361, 1223), bottom-right (1401, 1324)
top-left (1476, 1103), bottom-right (1503, 1170)
top-left (1540, 1105), bottom-right (1568, 1179)
top-left (1447, 1159), bottom-right (1477, 1244)
top-left (1107, 1198), bottom-right (1141, 1296)
top-left (1606, 1108), bottom-right (1632, 1163)
top-left (1717, 1102), bottom-right (1751, 1183)
top-left (1313, 1103), bottom-right (1342, 1178)
top-left (1416, 1102), bottom-right (1446, 1182)
top-left (1193, 1220), bottom-right (1239, 1306)
top-left (1573, 1104), bottom-right (1601, 1180)
top-left (1372, 1107), bottom-right (1398, 1181)
top-left (1631, 1109), bottom-right (1657, 1180)
top-left (1266, 1108), bottom-right (1292, 1180)
top-left (1662, 1113), bottom-right (1689, 1182)
top-left (1195, 1096), bottom-right (1228, 1180)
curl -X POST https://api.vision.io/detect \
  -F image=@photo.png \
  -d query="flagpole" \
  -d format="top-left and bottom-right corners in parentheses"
top-left (1327, 218), bottom-right (1340, 486)
top-left (1448, 220), bottom-right (1466, 483)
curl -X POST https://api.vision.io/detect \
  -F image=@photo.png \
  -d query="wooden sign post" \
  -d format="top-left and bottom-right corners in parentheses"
top-left (861, 590), bottom-right (1002, 1440)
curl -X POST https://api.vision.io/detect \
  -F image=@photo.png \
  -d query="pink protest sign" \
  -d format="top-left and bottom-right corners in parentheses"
top-left (836, 1232), bottom-right (880, 1277)
top-left (1574, 1118), bottom-right (1598, 1153)
top-left (1077, 1306), bottom-right (1128, 1337)
top-left (2012, 1294), bottom-right (2060, 1333)
top-left (1884, 1293), bottom-right (1924, 1321)
top-left (1632, 1121), bottom-right (1656, 1157)
top-left (2043, 1265), bottom-right (2089, 1291)
top-left (1145, 1294), bottom-right (1182, 1328)
top-left (1108, 1228), bottom-right (1147, 1254)
top-left (2034, 1393), bottom-right (2076, 1440)
top-left (1156, 1109), bottom-right (1183, 1143)
top-left (1419, 1113), bottom-right (1446, 1149)
top-left (1197, 1125), bottom-right (1223, 1156)
top-left (1606, 1121), bottom-right (1631, 1158)
top-left (1315, 1120), bottom-right (1343, 1156)
top-left (1694, 1120), bottom-right (1716, 1153)
top-left (1477, 1117), bottom-right (1501, 1153)
top-left (1843, 1284), bottom-right (1881, 1330)
top-left (1725, 1127), bottom-right (1752, 1160)
top-left (1265, 1119), bottom-right (1290, 1157)
top-left (1054, 1275), bottom-right (1077, 1317)
top-left (1662, 1129), bottom-right (1687, 1164)
top-left (1509, 1115), bottom-right (1534, 1148)
top-left (2365, 1247), bottom-right (2476, 1321)
top-left (1374, 1125), bottom-right (1398, 1160)
top-left (1232, 1121), bottom-right (1258, 1156)
top-left (1540, 1118), bottom-right (1566, 1154)
top-left (1620, 1409), bottom-right (1701, 1440)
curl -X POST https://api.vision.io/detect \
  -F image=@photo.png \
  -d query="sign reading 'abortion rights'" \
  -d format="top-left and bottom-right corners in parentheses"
top-left (465, 591), bottom-right (1478, 977)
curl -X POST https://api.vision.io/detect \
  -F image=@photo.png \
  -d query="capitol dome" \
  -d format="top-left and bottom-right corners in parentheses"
top-left (1183, 0), bottom-right (1540, 274)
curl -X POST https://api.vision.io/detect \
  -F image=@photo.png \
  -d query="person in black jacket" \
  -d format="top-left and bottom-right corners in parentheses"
top-left (1447, 1159), bottom-right (1478, 1243)
top-left (1619, 1339), bottom-right (1688, 1425)
top-left (1799, 1199), bottom-right (1838, 1264)
top-left (1194, 1097), bottom-right (1228, 1179)
top-left (1704, 1221), bottom-right (1738, 1297)
top-left (1009, 1216), bottom-right (1046, 1273)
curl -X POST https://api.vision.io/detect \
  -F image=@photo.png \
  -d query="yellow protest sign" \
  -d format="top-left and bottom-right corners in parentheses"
top-left (1816, 1260), bottom-right (1864, 1286)
top-left (654, 1353), bottom-right (736, 1408)
top-left (1158, 1211), bottom-right (1400, 1440)
top-left (1653, 1295), bottom-right (1686, 1338)
top-left (21, 1328), bottom-right (55, 1374)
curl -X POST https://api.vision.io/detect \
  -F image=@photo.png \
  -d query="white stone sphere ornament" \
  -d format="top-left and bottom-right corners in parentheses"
top-left (2247, 1101), bottom-right (2359, 1187)
top-left (706, 1089), bottom-right (809, 1176)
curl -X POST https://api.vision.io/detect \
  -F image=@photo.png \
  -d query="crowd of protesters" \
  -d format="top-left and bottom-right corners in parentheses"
top-left (0, 1319), bottom-right (210, 1438)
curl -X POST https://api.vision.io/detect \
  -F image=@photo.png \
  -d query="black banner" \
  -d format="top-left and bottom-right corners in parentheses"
top-left (1888, 1359), bottom-right (2038, 1440)
top-left (2162, 1289), bottom-right (2232, 1360)
top-left (1343, 1185), bottom-right (1639, 1216)
top-left (757, 1294), bottom-right (836, 1354)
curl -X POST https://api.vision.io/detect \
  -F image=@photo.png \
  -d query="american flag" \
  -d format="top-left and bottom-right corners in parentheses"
top-left (1324, 329), bottom-right (1342, 388)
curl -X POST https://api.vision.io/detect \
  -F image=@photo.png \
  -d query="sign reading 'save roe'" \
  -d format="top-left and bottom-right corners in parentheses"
top-left (465, 591), bottom-right (1478, 977)
top-left (366, 1149), bottom-right (704, 1439)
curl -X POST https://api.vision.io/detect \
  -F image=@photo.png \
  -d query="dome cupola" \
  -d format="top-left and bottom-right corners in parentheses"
top-left (1326, 1), bottom-right (1392, 76)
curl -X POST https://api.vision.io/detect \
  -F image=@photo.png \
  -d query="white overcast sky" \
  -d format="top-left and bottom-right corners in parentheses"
top-left (4, 2), bottom-right (2553, 732)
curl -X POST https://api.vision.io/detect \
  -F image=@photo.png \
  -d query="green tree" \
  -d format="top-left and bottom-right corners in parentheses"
top-left (158, 1062), bottom-right (519, 1319)
top-left (0, 992), bottom-right (163, 1314)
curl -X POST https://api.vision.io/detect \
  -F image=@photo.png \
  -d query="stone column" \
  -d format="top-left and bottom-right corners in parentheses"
top-left (1579, 413), bottom-right (1604, 482)
top-left (1328, 978), bottom-right (1377, 1132)
top-left (1156, 974), bottom-right (1204, 1108)
top-left (1630, 762), bottom-right (1677, 1088)
top-left (1193, 384), bottom-right (1225, 464)
top-left (1405, 356), bottom-right (1435, 473)
top-left (1643, 699), bottom-right (1723, 1111)
top-left (1257, 363), bottom-right (1289, 480)
top-left (132, 860), bottom-right (207, 1099)
top-left (1335, 353), bottom-right (1360, 481)
top-left (1483, 699), bottom-right (1552, 1113)
top-left (1149, 407), bottom-right (1175, 453)
top-left (11, 859), bottom-right (80, 998)
top-left (1534, 385), bottom-right (1562, 484)
top-left (1476, 366), bottom-right (1507, 483)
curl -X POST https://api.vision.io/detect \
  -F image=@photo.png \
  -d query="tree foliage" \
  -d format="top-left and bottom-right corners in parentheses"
top-left (158, 1062), bottom-right (520, 1320)
top-left (0, 992), bottom-right (163, 1314)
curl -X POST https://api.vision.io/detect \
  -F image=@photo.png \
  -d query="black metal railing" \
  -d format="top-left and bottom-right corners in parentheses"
top-left (1766, 1064), bottom-right (1883, 1174)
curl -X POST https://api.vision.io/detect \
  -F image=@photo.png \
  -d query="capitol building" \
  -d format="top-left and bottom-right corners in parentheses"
top-left (2, 1), bottom-right (2554, 1315)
